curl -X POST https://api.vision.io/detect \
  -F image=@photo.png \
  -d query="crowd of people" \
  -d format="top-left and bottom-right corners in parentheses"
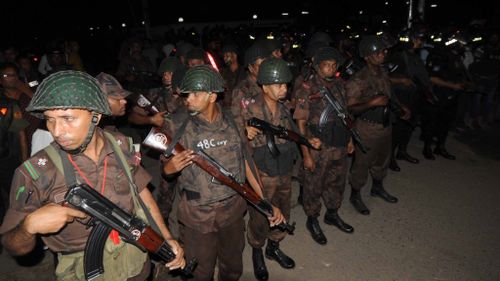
top-left (0, 21), bottom-right (499, 281)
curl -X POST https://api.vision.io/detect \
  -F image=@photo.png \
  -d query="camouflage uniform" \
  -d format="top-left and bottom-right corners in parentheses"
top-left (163, 108), bottom-right (247, 281)
top-left (242, 94), bottom-right (297, 248)
top-left (230, 75), bottom-right (262, 127)
top-left (346, 65), bottom-right (392, 191)
top-left (144, 86), bottom-right (185, 221)
top-left (293, 74), bottom-right (350, 216)
top-left (221, 66), bottom-right (246, 108)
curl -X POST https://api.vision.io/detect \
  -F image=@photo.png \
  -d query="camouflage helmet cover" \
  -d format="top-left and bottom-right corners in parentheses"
top-left (358, 35), bottom-right (387, 57)
top-left (313, 46), bottom-right (346, 66)
top-left (26, 70), bottom-right (111, 118)
top-left (257, 58), bottom-right (292, 85)
top-left (179, 65), bottom-right (225, 93)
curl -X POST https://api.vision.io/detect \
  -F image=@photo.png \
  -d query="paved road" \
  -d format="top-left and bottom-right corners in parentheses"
top-left (1, 125), bottom-right (499, 281)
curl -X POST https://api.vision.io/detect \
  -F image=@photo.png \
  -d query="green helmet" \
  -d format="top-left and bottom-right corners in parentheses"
top-left (26, 70), bottom-right (111, 118)
top-left (157, 57), bottom-right (180, 75)
top-left (257, 58), bottom-right (292, 85)
top-left (309, 31), bottom-right (333, 45)
top-left (180, 65), bottom-right (225, 93)
top-left (313, 46), bottom-right (346, 66)
top-left (358, 35), bottom-right (386, 58)
top-left (244, 43), bottom-right (269, 66)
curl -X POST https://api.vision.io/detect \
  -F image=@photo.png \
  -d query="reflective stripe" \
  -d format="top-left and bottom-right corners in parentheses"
top-left (23, 161), bottom-right (39, 180)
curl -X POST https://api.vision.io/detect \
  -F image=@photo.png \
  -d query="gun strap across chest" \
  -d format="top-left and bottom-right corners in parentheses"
top-left (44, 133), bottom-right (158, 232)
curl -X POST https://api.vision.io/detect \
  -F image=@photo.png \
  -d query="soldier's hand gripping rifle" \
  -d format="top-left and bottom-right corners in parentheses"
top-left (143, 127), bottom-right (296, 234)
top-left (130, 93), bottom-right (161, 115)
top-left (247, 117), bottom-right (319, 157)
top-left (64, 184), bottom-right (197, 281)
top-left (317, 86), bottom-right (368, 153)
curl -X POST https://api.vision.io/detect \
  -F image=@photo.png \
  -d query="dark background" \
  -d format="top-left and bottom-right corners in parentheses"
top-left (3, 0), bottom-right (499, 43)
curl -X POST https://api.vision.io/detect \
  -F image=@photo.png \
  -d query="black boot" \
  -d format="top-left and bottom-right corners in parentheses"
top-left (350, 190), bottom-right (370, 215)
top-left (371, 180), bottom-right (398, 203)
top-left (324, 209), bottom-right (354, 233)
top-left (396, 145), bottom-right (419, 164)
top-left (434, 145), bottom-right (456, 160)
top-left (389, 154), bottom-right (401, 172)
top-left (306, 216), bottom-right (327, 245)
top-left (297, 185), bottom-right (304, 206)
top-left (265, 240), bottom-right (295, 269)
top-left (252, 247), bottom-right (269, 281)
top-left (423, 142), bottom-right (435, 160)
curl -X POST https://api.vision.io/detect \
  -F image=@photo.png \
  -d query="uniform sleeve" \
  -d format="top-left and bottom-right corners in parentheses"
top-left (345, 76), bottom-right (365, 105)
top-left (0, 166), bottom-right (43, 234)
top-left (292, 82), bottom-right (311, 121)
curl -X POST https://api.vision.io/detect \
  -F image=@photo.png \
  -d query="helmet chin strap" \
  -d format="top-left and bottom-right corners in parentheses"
top-left (64, 112), bottom-right (99, 155)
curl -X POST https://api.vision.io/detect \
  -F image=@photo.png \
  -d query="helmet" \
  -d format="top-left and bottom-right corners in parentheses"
top-left (309, 31), bottom-right (333, 45)
top-left (157, 57), bottom-right (181, 75)
top-left (257, 58), bottom-right (292, 85)
top-left (180, 65), bottom-right (225, 93)
top-left (313, 46), bottom-right (345, 66)
top-left (185, 47), bottom-right (205, 61)
top-left (305, 41), bottom-right (329, 58)
top-left (175, 42), bottom-right (194, 58)
top-left (244, 43), bottom-right (269, 66)
top-left (26, 70), bottom-right (111, 118)
top-left (358, 35), bottom-right (386, 57)
top-left (380, 32), bottom-right (398, 49)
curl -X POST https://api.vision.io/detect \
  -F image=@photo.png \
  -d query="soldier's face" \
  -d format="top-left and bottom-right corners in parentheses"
top-left (44, 109), bottom-right (95, 150)
top-left (263, 83), bottom-right (288, 101)
top-left (162, 72), bottom-right (173, 86)
top-left (107, 97), bottom-right (127, 116)
top-left (317, 60), bottom-right (338, 79)
top-left (366, 50), bottom-right (387, 65)
top-left (188, 59), bottom-right (205, 68)
top-left (185, 91), bottom-right (214, 114)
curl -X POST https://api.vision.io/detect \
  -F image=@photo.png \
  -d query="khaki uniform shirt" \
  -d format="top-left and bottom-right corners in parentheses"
top-left (0, 128), bottom-right (151, 253)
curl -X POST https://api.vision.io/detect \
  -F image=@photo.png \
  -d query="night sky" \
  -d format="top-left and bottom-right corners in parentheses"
top-left (3, 0), bottom-right (498, 43)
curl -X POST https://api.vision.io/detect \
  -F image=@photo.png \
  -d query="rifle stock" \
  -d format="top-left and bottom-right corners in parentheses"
top-left (143, 127), bottom-right (296, 234)
top-left (64, 184), bottom-right (197, 280)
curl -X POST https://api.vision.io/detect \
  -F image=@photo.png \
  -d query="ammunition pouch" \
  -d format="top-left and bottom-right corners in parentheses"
top-left (55, 240), bottom-right (147, 281)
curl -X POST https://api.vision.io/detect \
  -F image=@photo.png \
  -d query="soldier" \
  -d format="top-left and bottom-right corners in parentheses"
top-left (346, 36), bottom-right (410, 215)
top-left (243, 58), bottom-right (321, 280)
top-left (0, 71), bottom-right (185, 280)
top-left (386, 30), bottom-right (423, 171)
top-left (294, 47), bottom-right (355, 245)
top-left (128, 56), bottom-right (186, 222)
top-left (422, 36), bottom-right (468, 160)
top-left (128, 57), bottom-right (184, 128)
top-left (161, 65), bottom-right (284, 281)
top-left (0, 88), bottom-right (29, 222)
top-left (185, 47), bottom-right (206, 68)
top-left (220, 43), bottom-right (246, 108)
top-left (230, 43), bottom-right (268, 126)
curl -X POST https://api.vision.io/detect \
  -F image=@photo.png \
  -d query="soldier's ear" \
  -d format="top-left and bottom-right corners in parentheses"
top-left (208, 93), bottom-right (218, 103)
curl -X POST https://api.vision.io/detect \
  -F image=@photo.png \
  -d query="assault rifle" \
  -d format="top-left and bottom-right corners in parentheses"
top-left (317, 86), bottom-right (368, 153)
top-left (142, 127), bottom-right (296, 234)
top-left (129, 93), bottom-right (160, 115)
top-left (247, 117), bottom-right (319, 157)
top-left (64, 184), bottom-right (197, 280)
